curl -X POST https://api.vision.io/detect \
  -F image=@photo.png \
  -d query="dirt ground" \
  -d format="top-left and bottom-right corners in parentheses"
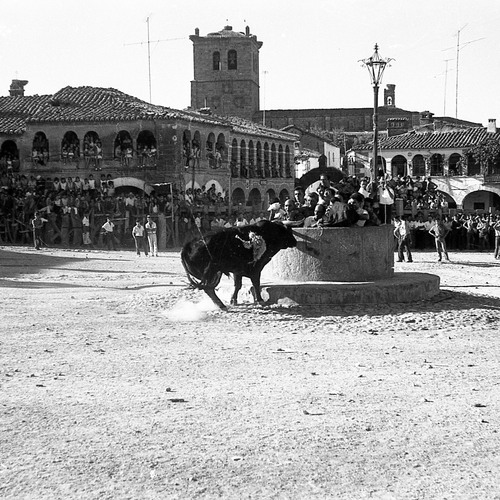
top-left (1, 244), bottom-right (500, 499)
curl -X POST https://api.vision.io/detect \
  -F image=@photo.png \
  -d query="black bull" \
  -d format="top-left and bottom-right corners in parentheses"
top-left (181, 220), bottom-right (297, 309)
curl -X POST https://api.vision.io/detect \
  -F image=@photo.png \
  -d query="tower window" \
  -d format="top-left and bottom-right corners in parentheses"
top-left (213, 51), bottom-right (221, 71)
top-left (228, 50), bottom-right (237, 70)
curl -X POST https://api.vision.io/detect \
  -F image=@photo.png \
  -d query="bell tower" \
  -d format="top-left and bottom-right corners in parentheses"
top-left (190, 25), bottom-right (262, 120)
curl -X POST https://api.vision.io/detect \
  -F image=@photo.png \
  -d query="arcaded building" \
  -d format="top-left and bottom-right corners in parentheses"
top-left (0, 81), bottom-right (297, 210)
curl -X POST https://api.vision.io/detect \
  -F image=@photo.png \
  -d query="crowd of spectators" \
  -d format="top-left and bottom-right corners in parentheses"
top-left (1, 169), bottom-right (499, 257)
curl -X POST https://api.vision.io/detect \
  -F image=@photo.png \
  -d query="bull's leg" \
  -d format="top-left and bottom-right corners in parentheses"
top-left (204, 288), bottom-right (227, 310)
top-left (250, 273), bottom-right (265, 305)
top-left (230, 274), bottom-right (243, 305)
top-left (202, 267), bottom-right (227, 310)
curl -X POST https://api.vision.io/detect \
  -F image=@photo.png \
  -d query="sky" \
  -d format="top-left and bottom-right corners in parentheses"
top-left (1, 0), bottom-right (499, 126)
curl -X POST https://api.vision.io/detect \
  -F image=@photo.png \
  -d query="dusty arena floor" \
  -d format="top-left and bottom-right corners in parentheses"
top-left (1, 245), bottom-right (500, 499)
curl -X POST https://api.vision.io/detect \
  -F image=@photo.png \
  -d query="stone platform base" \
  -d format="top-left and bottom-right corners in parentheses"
top-left (260, 272), bottom-right (440, 306)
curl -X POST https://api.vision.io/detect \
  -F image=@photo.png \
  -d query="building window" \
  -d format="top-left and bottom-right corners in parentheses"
top-left (228, 50), bottom-right (237, 70)
top-left (213, 51), bottom-right (221, 71)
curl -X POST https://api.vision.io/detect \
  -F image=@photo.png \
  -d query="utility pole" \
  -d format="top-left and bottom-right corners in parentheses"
top-left (124, 16), bottom-right (185, 103)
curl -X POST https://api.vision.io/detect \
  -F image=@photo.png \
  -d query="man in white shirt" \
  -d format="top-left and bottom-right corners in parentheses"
top-left (145, 215), bottom-right (158, 256)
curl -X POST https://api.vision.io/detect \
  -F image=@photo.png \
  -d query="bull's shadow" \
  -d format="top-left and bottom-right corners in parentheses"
top-left (225, 289), bottom-right (500, 319)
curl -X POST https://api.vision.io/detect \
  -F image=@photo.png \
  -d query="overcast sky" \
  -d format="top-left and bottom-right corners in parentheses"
top-left (1, 0), bottom-right (499, 126)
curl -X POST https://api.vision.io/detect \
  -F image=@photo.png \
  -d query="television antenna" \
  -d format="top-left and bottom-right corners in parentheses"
top-left (443, 25), bottom-right (485, 118)
top-left (124, 16), bottom-right (185, 103)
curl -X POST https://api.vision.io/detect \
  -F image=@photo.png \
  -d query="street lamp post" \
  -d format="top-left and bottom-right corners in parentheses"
top-left (361, 44), bottom-right (393, 183)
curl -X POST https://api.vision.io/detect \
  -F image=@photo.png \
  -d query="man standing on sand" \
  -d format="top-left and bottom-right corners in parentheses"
top-left (101, 216), bottom-right (117, 251)
top-left (429, 216), bottom-right (450, 262)
top-left (31, 211), bottom-right (47, 250)
top-left (493, 215), bottom-right (500, 260)
top-left (145, 215), bottom-right (158, 257)
top-left (132, 219), bottom-right (148, 257)
top-left (394, 215), bottom-right (413, 263)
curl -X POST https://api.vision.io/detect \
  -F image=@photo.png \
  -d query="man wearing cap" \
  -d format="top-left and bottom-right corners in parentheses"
top-left (145, 215), bottom-right (158, 257)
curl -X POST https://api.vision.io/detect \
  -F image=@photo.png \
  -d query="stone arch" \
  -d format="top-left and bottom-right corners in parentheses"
top-left (230, 138), bottom-right (238, 177)
top-left (256, 141), bottom-right (263, 177)
top-left (391, 155), bottom-right (407, 177)
top-left (279, 188), bottom-right (290, 204)
top-left (232, 187), bottom-right (246, 206)
top-left (113, 177), bottom-right (154, 195)
top-left (263, 142), bottom-right (270, 177)
top-left (240, 139), bottom-right (247, 177)
top-left (278, 145), bottom-right (284, 177)
top-left (248, 140), bottom-right (255, 177)
top-left (448, 153), bottom-right (462, 176)
top-left (83, 131), bottom-right (102, 166)
top-left (466, 153), bottom-right (480, 176)
top-left (114, 131), bottom-right (133, 159)
top-left (412, 154), bottom-right (425, 177)
top-left (216, 133), bottom-right (226, 162)
top-left (285, 145), bottom-right (291, 177)
top-left (137, 130), bottom-right (157, 166)
top-left (430, 153), bottom-right (443, 176)
top-left (32, 132), bottom-right (49, 165)
top-left (61, 131), bottom-right (80, 161)
top-left (462, 189), bottom-right (500, 212)
top-left (266, 188), bottom-right (277, 207)
top-left (182, 129), bottom-right (192, 166)
top-left (247, 188), bottom-right (262, 209)
top-left (0, 139), bottom-right (19, 172)
top-left (296, 167), bottom-right (345, 191)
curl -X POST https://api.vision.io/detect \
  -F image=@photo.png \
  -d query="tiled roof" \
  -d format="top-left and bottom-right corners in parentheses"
top-left (353, 127), bottom-right (500, 151)
top-left (0, 86), bottom-right (297, 142)
top-left (0, 94), bottom-right (52, 134)
top-left (223, 115), bottom-right (298, 141)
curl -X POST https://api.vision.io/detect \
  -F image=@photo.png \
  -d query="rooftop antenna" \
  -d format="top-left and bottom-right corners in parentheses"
top-left (443, 58), bottom-right (453, 116)
top-left (124, 15), bottom-right (185, 103)
top-left (443, 25), bottom-right (485, 118)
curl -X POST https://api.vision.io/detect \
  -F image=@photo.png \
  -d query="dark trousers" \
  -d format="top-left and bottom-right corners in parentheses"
top-left (397, 236), bottom-right (413, 262)
top-left (134, 236), bottom-right (148, 255)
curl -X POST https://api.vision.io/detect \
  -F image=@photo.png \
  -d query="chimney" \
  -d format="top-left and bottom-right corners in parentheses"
top-left (194, 27), bottom-right (199, 36)
top-left (420, 110), bottom-right (434, 126)
top-left (245, 26), bottom-right (250, 36)
top-left (9, 79), bottom-right (28, 97)
top-left (487, 118), bottom-right (497, 133)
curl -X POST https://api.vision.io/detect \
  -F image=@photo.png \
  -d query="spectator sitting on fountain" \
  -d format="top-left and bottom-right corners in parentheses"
top-left (303, 202), bottom-right (326, 228)
top-left (326, 192), bottom-right (368, 227)
top-left (279, 199), bottom-right (304, 227)
top-left (363, 197), bottom-right (381, 226)
top-left (324, 193), bottom-right (345, 225)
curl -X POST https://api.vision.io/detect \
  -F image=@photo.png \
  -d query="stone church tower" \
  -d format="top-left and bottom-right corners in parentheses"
top-left (190, 25), bottom-right (262, 120)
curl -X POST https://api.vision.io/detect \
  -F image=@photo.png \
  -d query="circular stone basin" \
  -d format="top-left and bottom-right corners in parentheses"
top-left (269, 225), bottom-right (395, 282)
